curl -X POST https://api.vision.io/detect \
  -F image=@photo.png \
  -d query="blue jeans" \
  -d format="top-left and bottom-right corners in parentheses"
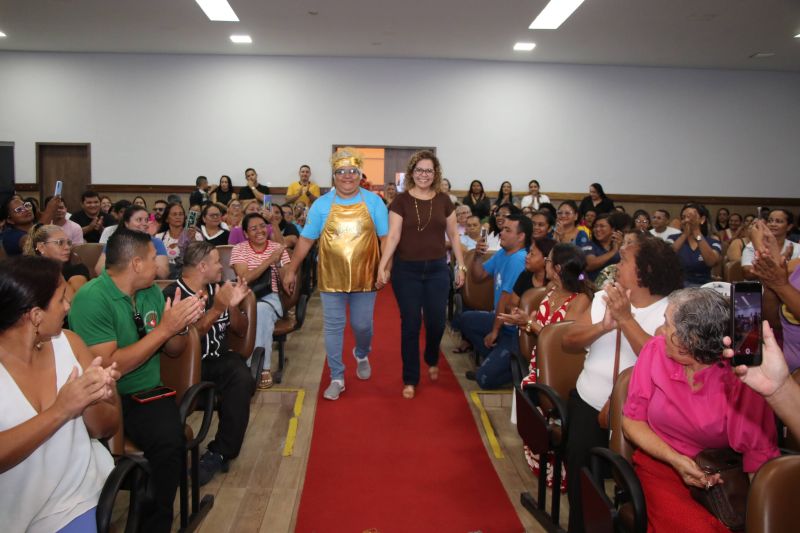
top-left (254, 292), bottom-right (282, 371)
top-left (391, 258), bottom-right (450, 386)
top-left (319, 291), bottom-right (377, 381)
top-left (452, 310), bottom-right (516, 389)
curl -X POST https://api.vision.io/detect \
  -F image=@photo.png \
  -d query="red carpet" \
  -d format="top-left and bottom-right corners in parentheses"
top-left (295, 286), bottom-right (524, 533)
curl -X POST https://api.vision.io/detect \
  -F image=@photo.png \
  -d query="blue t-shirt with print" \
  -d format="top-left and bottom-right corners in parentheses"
top-left (301, 188), bottom-right (389, 240)
top-left (481, 248), bottom-right (527, 311)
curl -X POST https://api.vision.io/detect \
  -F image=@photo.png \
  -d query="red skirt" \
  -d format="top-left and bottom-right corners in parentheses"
top-left (632, 450), bottom-right (731, 533)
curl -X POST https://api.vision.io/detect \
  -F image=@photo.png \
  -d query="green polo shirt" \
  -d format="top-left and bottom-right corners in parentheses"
top-left (69, 271), bottom-right (165, 396)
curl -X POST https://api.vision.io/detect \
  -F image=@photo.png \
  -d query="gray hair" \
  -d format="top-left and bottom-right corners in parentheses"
top-left (668, 287), bottom-right (729, 364)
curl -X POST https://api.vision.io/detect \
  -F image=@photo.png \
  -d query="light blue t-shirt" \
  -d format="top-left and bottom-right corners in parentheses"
top-left (481, 248), bottom-right (527, 311)
top-left (300, 188), bottom-right (389, 240)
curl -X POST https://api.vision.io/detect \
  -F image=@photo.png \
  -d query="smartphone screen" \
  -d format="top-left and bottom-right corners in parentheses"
top-left (186, 210), bottom-right (199, 228)
top-left (731, 282), bottom-right (762, 366)
top-left (131, 386), bottom-right (176, 403)
top-left (54, 180), bottom-right (63, 197)
top-left (263, 194), bottom-right (272, 210)
top-left (480, 228), bottom-right (488, 240)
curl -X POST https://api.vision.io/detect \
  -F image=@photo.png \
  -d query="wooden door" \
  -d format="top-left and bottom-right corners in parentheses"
top-left (383, 147), bottom-right (435, 190)
top-left (37, 143), bottom-right (91, 213)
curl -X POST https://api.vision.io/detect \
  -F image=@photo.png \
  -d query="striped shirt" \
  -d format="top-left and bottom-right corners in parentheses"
top-left (230, 240), bottom-right (291, 293)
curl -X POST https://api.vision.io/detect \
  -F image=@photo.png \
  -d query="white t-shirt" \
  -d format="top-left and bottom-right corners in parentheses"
top-left (741, 240), bottom-right (800, 266)
top-left (0, 332), bottom-right (114, 532)
top-left (520, 194), bottom-right (551, 210)
top-left (99, 224), bottom-right (118, 244)
top-left (576, 291), bottom-right (669, 411)
top-left (650, 226), bottom-right (681, 242)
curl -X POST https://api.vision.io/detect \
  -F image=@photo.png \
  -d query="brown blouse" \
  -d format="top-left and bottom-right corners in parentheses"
top-left (390, 191), bottom-right (454, 261)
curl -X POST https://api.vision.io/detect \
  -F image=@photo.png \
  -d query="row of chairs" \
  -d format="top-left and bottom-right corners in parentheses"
top-left (511, 287), bottom-right (800, 533)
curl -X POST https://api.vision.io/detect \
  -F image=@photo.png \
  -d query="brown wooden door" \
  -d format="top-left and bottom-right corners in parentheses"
top-left (37, 143), bottom-right (91, 213)
top-left (383, 147), bottom-right (435, 189)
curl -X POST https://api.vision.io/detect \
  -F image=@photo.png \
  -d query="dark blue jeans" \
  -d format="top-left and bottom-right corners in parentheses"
top-left (392, 258), bottom-right (450, 386)
top-left (452, 309), bottom-right (516, 389)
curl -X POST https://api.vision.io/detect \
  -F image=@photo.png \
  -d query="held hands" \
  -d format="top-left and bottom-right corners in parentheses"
top-left (497, 307), bottom-right (529, 328)
top-left (213, 277), bottom-right (251, 311)
top-left (454, 269), bottom-right (465, 289)
top-left (162, 290), bottom-right (206, 335)
top-left (375, 268), bottom-right (391, 290)
top-left (723, 321), bottom-right (790, 398)
top-left (55, 357), bottom-right (118, 419)
top-left (603, 282), bottom-right (633, 329)
top-left (671, 453), bottom-right (722, 489)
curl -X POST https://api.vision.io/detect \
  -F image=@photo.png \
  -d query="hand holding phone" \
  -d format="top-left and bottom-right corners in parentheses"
top-left (54, 180), bottom-right (63, 197)
top-left (263, 194), bottom-right (272, 211)
top-left (731, 281), bottom-right (763, 366)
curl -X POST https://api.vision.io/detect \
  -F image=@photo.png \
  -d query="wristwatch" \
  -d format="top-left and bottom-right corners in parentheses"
top-left (525, 319), bottom-right (534, 333)
top-left (455, 264), bottom-right (467, 273)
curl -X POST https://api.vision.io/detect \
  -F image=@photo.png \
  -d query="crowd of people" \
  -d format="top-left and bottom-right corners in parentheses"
top-left (1, 155), bottom-right (799, 532)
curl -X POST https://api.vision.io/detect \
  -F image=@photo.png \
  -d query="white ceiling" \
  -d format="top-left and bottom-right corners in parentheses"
top-left (0, 0), bottom-right (799, 71)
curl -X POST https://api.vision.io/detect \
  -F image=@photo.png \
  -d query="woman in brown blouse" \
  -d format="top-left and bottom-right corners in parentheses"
top-left (378, 151), bottom-right (466, 399)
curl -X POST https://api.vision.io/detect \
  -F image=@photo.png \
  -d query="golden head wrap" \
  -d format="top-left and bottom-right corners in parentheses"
top-left (330, 147), bottom-right (364, 171)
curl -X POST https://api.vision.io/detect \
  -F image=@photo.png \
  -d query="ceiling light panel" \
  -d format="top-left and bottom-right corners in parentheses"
top-left (529, 0), bottom-right (586, 30)
top-left (514, 42), bottom-right (536, 51)
top-left (0, 31), bottom-right (6, 38)
top-left (195, 0), bottom-right (239, 22)
top-left (230, 35), bottom-right (252, 44)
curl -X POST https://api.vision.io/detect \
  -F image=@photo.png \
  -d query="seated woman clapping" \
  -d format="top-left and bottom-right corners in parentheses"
top-left (25, 224), bottom-right (89, 303)
top-left (0, 255), bottom-right (120, 532)
top-left (622, 287), bottom-right (779, 533)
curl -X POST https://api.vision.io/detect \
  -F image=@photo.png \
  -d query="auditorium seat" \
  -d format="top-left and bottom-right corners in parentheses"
top-left (746, 454), bottom-right (800, 533)
top-left (215, 245), bottom-right (236, 282)
top-left (72, 243), bottom-right (104, 277)
top-left (96, 456), bottom-right (150, 533)
top-left (517, 286), bottom-right (549, 371)
top-left (272, 273), bottom-right (309, 384)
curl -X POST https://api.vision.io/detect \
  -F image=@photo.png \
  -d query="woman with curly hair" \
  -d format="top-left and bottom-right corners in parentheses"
top-left (562, 233), bottom-right (684, 533)
top-left (378, 150), bottom-right (466, 399)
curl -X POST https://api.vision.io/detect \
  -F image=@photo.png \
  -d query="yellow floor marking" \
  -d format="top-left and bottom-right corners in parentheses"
top-left (260, 387), bottom-right (305, 457)
top-left (470, 390), bottom-right (512, 459)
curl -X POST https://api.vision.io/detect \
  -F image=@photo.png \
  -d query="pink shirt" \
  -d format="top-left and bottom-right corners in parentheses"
top-left (623, 336), bottom-right (779, 472)
top-left (58, 219), bottom-right (85, 246)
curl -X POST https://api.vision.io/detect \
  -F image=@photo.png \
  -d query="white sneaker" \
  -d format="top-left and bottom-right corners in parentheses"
top-left (323, 380), bottom-right (345, 400)
top-left (354, 348), bottom-right (371, 380)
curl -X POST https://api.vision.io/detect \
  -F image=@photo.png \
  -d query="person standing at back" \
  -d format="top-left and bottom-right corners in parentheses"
top-left (285, 164), bottom-right (320, 207)
top-left (238, 168), bottom-right (270, 203)
top-left (378, 151), bottom-right (466, 399)
top-left (70, 190), bottom-right (116, 244)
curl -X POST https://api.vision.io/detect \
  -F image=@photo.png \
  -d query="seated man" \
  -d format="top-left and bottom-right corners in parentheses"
top-left (163, 241), bottom-right (255, 484)
top-left (453, 214), bottom-right (530, 389)
top-left (69, 228), bottom-right (205, 533)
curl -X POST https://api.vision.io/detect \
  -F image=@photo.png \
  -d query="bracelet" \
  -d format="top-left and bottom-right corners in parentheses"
top-left (455, 264), bottom-right (467, 273)
top-left (525, 319), bottom-right (533, 333)
top-left (176, 326), bottom-right (190, 336)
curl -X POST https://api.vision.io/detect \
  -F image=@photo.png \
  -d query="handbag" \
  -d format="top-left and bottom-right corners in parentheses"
top-left (689, 448), bottom-right (750, 531)
top-left (250, 265), bottom-right (274, 299)
top-left (597, 328), bottom-right (621, 429)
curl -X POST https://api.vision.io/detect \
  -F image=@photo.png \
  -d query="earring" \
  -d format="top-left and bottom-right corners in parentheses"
top-left (34, 323), bottom-right (42, 350)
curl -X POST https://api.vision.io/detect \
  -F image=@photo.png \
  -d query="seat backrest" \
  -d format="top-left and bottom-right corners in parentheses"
top-left (725, 260), bottom-right (744, 283)
top-left (227, 292), bottom-right (257, 357)
top-left (537, 320), bottom-right (587, 401)
top-left (518, 286), bottom-right (549, 362)
top-left (278, 271), bottom-right (301, 315)
top-left (746, 455), bottom-right (800, 533)
top-left (72, 243), bottom-right (104, 277)
top-left (216, 245), bottom-right (236, 281)
top-left (160, 324), bottom-right (203, 405)
top-left (609, 367), bottom-right (635, 462)
top-left (461, 249), bottom-right (495, 311)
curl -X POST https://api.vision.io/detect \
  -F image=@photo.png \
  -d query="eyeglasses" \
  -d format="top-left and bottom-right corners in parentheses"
top-left (44, 238), bottom-right (72, 247)
top-left (247, 223), bottom-right (268, 231)
top-left (132, 311), bottom-right (147, 339)
top-left (557, 210), bottom-right (574, 216)
top-left (334, 168), bottom-right (360, 176)
top-left (13, 202), bottom-right (33, 214)
top-left (413, 168), bottom-right (435, 176)
top-left (206, 213), bottom-right (221, 218)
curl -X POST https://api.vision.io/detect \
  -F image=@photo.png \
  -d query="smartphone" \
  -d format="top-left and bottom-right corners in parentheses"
top-left (54, 180), bottom-right (63, 197)
top-left (731, 281), bottom-right (763, 366)
top-left (186, 210), bottom-right (199, 228)
top-left (480, 228), bottom-right (488, 240)
top-left (263, 194), bottom-right (272, 210)
top-left (131, 386), bottom-right (176, 404)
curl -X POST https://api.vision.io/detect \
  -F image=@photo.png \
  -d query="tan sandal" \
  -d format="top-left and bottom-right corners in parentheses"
top-left (428, 366), bottom-right (439, 381)
top-left (402, 385), bottom-right (415, 399)
top-left (258, 370), bottom-right (274, 390)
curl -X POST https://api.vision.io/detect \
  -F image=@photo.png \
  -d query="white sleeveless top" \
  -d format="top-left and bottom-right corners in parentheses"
top-left (0, 332), bottom-right (115, 533)
top-left (576, 291), bottom-right (668, 411)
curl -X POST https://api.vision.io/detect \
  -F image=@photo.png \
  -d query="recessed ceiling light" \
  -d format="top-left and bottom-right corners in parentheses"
top-left (749, 52), bottom-right (775, 59)
top-left (230, 35), bottom-right (252, 44)
top-left (0, 31), bottom-right (6, 38)
top-left (795, 33), bottom-right (800, 39)
top-left (529, 0), bottom-right (585, 30)
top-left (195, 0), bottom-right (239, 22)
top-left (513, 42), bottom-right (536, 51)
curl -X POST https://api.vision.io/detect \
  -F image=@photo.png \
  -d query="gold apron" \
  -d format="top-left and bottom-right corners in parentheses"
top-left (318, 193), bottom-right (380, 292)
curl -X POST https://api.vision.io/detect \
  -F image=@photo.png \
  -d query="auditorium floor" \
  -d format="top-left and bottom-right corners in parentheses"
top-left (113, 293), bottom-right (568, 532)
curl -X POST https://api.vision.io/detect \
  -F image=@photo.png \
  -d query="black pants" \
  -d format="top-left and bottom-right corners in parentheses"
top-left (565, 389), bottom-right (610, 533)
top-left (391, 258), bottom-right (450, 386)
top-left (202, 351), bottom-right (255, 459)
top-left (121, 394), bottom-right (185, 533)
